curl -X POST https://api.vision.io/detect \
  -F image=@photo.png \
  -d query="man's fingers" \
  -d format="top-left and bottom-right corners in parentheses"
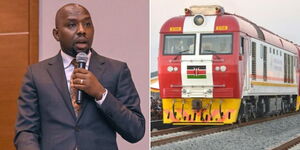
top-left (72, 78), bottom-right (87, 85)
top-left (71, 84), bottom-right (85, 90)
top-left (73, 68), bottom-right (88, 74)
top-left (73, 74), bottom-right (88, 80)
top-left (71, 69), bottom-right (90, 79)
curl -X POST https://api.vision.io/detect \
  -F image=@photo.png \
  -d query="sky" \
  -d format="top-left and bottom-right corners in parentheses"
top-left (150, 0), bottom-right (300, 72)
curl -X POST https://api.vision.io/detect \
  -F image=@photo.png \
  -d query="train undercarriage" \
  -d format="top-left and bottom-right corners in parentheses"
top-left (237, 95), bottom-right (299, 123)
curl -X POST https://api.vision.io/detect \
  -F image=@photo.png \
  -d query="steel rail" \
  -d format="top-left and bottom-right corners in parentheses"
top-left (272, 136), bottom-right (300, 150)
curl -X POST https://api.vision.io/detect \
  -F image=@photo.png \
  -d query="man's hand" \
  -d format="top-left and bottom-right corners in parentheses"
top-left (71, 68), bottom-right (106, 100)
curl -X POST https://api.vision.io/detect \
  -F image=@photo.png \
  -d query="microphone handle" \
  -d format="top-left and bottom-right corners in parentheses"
top-left (76, 62), bottom-right (86, 104)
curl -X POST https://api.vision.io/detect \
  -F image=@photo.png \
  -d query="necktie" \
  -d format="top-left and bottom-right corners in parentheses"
top-left (70, 59), bottom-right (80, 117)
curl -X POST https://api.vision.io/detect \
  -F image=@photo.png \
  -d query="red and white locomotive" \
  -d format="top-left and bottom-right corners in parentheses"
top-left (158, 5), bottom-right (300, 125)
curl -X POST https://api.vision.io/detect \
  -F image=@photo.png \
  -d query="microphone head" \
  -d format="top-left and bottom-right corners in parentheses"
top-left (76, 52), bottom-right (88, 63)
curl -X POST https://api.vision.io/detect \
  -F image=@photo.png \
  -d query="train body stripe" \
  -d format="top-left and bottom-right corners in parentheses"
top-left (250, 74), bottom-right (291, 82)
top-left (251, 81), bottom-right (297, 87)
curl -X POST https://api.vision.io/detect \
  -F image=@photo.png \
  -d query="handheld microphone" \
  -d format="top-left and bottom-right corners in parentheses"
top-left (76, 52), bottom-right (88, 104)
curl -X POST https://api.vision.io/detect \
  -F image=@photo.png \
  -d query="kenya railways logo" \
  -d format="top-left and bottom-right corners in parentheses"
top-left (187, 65), bottom-right (206, 79)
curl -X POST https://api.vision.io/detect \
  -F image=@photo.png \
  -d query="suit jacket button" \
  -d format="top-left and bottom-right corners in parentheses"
top-left (75, 126), bottom-right (80, 132)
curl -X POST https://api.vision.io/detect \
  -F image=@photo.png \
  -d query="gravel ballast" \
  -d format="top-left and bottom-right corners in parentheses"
top-left (152, 113), bottom-right (300, 150)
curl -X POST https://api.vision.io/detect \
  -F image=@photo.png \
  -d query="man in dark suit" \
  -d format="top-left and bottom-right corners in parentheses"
top-left (14, 3), bottom-right (145, 150)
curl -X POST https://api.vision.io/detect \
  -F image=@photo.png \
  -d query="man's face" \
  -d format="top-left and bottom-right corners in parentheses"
top-left (53, 5), bottom-right (94, 57)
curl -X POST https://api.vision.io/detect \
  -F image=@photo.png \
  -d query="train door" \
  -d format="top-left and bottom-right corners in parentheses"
top-left (240, 36), bottom-right (249, 93)
top-left (245, 39), bottom-right (255, 93)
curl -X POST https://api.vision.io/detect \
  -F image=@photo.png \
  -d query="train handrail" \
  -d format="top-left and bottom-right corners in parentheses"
top-left (170, 84), bottom-right (225, 88)
top-left (169, 59), bottom-right (224, 63)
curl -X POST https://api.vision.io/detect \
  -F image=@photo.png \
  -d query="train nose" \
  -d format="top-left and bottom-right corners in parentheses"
top-left (181, 56), bottom-right (214, 98)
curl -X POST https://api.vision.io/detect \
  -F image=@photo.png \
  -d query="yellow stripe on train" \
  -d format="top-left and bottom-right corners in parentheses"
top-left (251, 81), bottom-right (297, 87)
top-left (162, 98), bottom-right (241, 125)
top-left (297, 96), bottom-right (300, 111)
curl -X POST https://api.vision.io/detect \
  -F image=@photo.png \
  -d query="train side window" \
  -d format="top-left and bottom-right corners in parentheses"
top-left (273, 49), bottom-right (275, 54)
top-left (240, 37), bottom-right (244, 55)
top-left (269, 48), bottom-right (272, 53)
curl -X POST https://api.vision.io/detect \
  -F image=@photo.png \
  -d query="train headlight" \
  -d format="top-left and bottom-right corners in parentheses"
top-left (215, 66), bottom-right (220, 71)
top-left (182, 88), bottom-right (190, 94)
top-left (173, 67), bottom-right (178, 72)
top-left (167, 66), bottom-right (174, 72)
top-left (220, 65), bottom-right (227, 72)
top-left (194, 15), bottom-right (205, 26)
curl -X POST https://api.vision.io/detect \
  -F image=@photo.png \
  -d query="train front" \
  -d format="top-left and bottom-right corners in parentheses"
top-left (158, 6), bottom-right (243, 125)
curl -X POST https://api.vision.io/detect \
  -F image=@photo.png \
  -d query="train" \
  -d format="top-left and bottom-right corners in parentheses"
top-left (158, 5), bottom-right (300, 125)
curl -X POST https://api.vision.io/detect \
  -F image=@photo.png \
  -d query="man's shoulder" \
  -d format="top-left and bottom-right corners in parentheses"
top-left (29, 54), bottom-right (60, 69)
top-left (92, 51), bottom-right (127, 67)
top-left (101, 55), bottom-right (125, 65)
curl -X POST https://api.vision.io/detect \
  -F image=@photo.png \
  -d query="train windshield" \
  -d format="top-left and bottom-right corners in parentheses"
top-left (163, 34), bottom-right (196, 55)
top-left (200, 34), bottom-right (232, 54)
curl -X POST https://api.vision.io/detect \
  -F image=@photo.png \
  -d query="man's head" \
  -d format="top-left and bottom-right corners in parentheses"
top-left (53, 3), bottom-right (94, 57)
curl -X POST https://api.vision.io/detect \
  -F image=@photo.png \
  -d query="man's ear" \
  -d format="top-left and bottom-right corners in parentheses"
top-left (53, 28), bottom-right (60, 41)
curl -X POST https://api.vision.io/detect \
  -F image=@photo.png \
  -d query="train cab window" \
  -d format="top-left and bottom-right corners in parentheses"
top-left (200, 34), bottom-right (232, 54)
top-left (163, 34), bottom-right (196, 55)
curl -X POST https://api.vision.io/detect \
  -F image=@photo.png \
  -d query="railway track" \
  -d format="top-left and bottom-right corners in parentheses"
top-left (151, 125), bottom-right (201, 137)
top-left (151, 120), bottom-right (175, 131)
top-left (151, 111), bottom-right (300, 147)
top-left (272, 136), bottom-right (300, 150)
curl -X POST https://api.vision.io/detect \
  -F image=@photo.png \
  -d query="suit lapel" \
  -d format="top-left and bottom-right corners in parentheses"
top-left (77, 50), bottom-right (106, 121)
top-left (47, 53), bottom-right (77, 120)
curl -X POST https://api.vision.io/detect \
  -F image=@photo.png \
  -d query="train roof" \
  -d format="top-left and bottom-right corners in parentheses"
top-left (160, 5), bottom-right (298, 54)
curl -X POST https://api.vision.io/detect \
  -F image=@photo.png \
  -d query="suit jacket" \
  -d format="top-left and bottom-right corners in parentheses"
top-left (14, 50), bottom-right (145, 150)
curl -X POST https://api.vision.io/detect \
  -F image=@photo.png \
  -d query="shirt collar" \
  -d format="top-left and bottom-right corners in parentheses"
top-left (61, 50), bottom-right (92, 69)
